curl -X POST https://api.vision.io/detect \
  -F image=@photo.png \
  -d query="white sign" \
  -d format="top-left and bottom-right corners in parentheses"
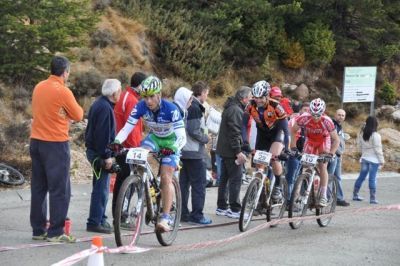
top-left (343, 66), bottom-right (377, 103)
top-left (126, 148), bottom-right (149, 165)
top-left (300, 154), bottom-right (319, 166)
top-left (253, 150), bottom-right (272, 165)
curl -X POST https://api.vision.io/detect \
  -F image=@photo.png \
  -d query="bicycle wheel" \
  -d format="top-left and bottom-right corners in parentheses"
top-left (239, 177), bottom-right (261, 232)
top-left (114, 175), bottom-right (144, 247)
top-left (0, 163), bottom-right (25, 185)
top-left (267, 177), bottom-right (288, 226)
top-left (316, 174), bottom-right (338, 227)
top-left (288, 173), bottom-right (310, 229)
top-left (156, 176), bottom-right (181, 246)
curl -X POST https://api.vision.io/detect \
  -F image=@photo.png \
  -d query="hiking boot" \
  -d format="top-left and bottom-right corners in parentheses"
top-left (215, 208), bottom-right (229, 216)
top-left (32, 232), bottom-right (47, 240)
top-left (156, 214), bottom-right (173, 233)
top-left (336, 200), bottom-right (350, 207)
top-left (47, 234), bottom-right (76, 243)
top-left (188, 216), bottom-right (212, 225)
top-left (86, 224), bottom-right (113, 234)
top-left (226, 209), bottom-right (240, 219)
top-left (353, 187), bottom-right (363, 201)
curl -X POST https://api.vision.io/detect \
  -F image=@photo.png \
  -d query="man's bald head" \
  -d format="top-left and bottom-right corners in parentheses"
top-left (335, 109), bottom-right (346, 124)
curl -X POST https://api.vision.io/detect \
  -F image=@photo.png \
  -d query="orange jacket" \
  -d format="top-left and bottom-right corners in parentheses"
top-left (247, 100), bottom-right (286, 130)
top-left (114, 87), bottom-right (143, 148)
top-left (31, 75), bottom-right (83, 142)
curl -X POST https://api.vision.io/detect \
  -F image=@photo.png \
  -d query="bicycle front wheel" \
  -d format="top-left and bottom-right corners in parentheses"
top-left (316, 174), bottom-right (338, 227)
top-left (114, 175), bottom-right (144, 247)
top-left (0, 163), bottom-right (25, 185)
top-left (156, 176), bottom-right (181, 246)
top-left (239, 178), bottom-right (261, 232)
top-left (288, 173), bottom-right (310, 229)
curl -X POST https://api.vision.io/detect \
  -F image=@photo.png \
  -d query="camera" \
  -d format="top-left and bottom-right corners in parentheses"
top-left (94, 158), bottom-right (121, 174)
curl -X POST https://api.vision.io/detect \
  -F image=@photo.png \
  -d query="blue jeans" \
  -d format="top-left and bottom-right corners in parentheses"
top-left (354, 159), bottom-right (379, 191)
top-left (86, 149), bottom-right (111, 227)
top-left (328, 156), bottom-right (345, 201)
top-left (215, 154), bottom-right (222, 185)
top-left (285, 156), bottom-right (300, 199)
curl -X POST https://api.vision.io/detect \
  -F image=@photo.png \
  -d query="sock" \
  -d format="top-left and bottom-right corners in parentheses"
top-left (275, 175), bottom-right (281, 187)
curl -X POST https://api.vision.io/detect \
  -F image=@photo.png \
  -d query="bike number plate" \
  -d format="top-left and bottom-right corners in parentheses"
top-left (300, 154), bottom-right (319, 166)
top-left (253, 150), bottom-right (272, 165)
top-left (126, 148), bottom-right (149, 165)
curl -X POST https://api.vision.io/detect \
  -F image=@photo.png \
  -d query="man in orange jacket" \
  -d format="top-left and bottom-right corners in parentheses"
top-left (30, 56), bottom-right (83, 243)
top-left (112, 72), bottom-right (146, 224)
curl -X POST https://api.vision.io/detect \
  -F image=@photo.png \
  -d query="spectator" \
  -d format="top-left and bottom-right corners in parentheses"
top-left (85, 79), bottom-right (122, 234)
top-left (30, 56), bottom-right (83, 243)
top-left (353, 116), bottom-right (384, 204)
top-left (112, 72), bottom-right (146, 221)
top-left (179, 81), bottom-right (212, 224)
top-left (173, 86), bottom-right (193, 118)
top-left (328, 109), bottom-right (350, 207)
top-left (215, 86), bottom-right (252, 219)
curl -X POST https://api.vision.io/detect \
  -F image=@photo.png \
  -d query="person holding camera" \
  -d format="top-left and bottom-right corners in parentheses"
top-left (85, 79), bottom-right (122, 234)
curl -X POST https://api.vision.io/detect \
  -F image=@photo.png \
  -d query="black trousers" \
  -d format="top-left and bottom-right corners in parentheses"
top-left (217, 157), bottom-right (242, 212)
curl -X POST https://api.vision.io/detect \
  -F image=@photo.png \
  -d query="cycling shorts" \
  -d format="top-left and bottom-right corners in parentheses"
top-left (141, 133), bottom-right (180, 168)
top-left (303, 138), bottom-right (331, 155)
top-left (255, 128), bottom-right (284, 151)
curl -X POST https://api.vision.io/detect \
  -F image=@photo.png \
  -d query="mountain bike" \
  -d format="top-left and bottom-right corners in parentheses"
top-left (288, 153), bottom-right (338, 229)
top-left (113, 147), bottom-right (181, 247)
top-left (239, 150), bottom-right (288, 232)
top-left (0, 163), bottom-right (25, 185)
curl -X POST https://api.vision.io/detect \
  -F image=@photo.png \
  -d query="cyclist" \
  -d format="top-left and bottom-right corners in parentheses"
top-left (247, 81), bottom-right (289, 200)
top-left (289, 98), bottom-right (340, 206)
top-left (113, 76), bottom-right (186, 232)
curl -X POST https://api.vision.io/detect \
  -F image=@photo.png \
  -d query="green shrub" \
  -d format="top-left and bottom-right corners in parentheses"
top-left (281, 41), bottom-right (305, 69)
top-left (71, 68), bottom-right (105, 97)
top-left (90, 29), bottom-right (115, 48)
top-left (379, 81), bottom-right (397, 105)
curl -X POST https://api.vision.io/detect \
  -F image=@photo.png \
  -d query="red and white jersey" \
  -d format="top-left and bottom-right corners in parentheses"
top-left (295, 112), bottom-right (335, 142)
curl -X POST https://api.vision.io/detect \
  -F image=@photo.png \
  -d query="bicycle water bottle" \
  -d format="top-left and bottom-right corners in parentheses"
top-left (313, 176), bottom-right (320, 196)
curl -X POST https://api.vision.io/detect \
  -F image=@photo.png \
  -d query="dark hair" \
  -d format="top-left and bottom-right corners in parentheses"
top-left (50, 56), bottom-right (70, 76)
top-left (363, 116), bottom-right (378, 141)
top-left (130, 72), bottom-right (147, 88)
top-left (192, 81), bottom-right (209, 97)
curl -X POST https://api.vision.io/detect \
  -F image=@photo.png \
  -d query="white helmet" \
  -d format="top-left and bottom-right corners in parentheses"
top-left (309, 98), bottom-right (326, 116)
top-left (251, 80), bottom-right (270, 97)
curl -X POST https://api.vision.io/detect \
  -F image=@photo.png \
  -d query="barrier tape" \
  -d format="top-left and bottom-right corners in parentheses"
top-left (50, 203), bottom-right (400, 266)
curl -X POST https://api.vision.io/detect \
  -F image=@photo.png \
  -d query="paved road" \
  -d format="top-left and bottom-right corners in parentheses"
top-left (0, 172), bottom-right (399, 266)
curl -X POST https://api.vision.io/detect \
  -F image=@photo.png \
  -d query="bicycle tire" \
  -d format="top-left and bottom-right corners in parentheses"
top-left (114, 175), bottom-right (144, 247)
top-left (0, 163), bottom-right (25, 185)
top-left (288, 173), bottom-right (310, 229)
top-left (156, 176), bottom-right (181, 246)
top-left (316, 174), bottom-right (338, 227)
top-left (267, 177), bottom-right (288, 227)
top-left (239, 178), bottom-right (261, 232)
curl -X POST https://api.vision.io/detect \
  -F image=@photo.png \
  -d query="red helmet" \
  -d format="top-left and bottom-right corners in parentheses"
top-left (270, 86), bottom-right (282, 98)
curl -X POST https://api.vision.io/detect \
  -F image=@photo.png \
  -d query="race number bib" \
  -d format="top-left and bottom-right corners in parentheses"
top-left (126, 148), bottom-right (150, 165)
top-left (300, 153), bottom-right (319, 166)
top-left (253, 150), bottom-right (272, 165)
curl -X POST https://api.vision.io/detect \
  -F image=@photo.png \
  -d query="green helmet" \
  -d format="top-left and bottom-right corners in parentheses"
top-left (140, 76), bottom-right (162, 97)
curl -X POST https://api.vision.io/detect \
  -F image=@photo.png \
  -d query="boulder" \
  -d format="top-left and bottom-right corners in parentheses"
top-left (377, 105), bottom-right (396, 118)
top-left (391, 110), bottom-right (400, 122)
top-left (379, 128), bottom-right (400, 148)
top-left (294, 83), bottom-right (309, 100)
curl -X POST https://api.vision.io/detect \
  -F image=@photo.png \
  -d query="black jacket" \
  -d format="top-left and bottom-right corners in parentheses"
top-left (216, 96), bottom-right (247, 158)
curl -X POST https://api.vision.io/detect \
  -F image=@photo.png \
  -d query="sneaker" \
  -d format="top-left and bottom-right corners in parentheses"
top-left (188, 216), bottom-right (212, 225)
top-left (156, 214), bottom-right (173, 233)
top-left (32, 232), bottom-right (47, 240)
top-left (47, 234), bottom-right (76, 243)
top-left (120, 221), bottom-right (136, 231)
top-left (86, 224), bottom-right (113, 234)
top-left (336, 200), bottom-right (350, 207)
top-left (271, 186), bottom-right (282, 200)
top-left (226, 209), bottom-right (240, 219)
top-left (319, 196), bottom-right (328, 207)
top-left (215, 208), bottom-right (229, 216)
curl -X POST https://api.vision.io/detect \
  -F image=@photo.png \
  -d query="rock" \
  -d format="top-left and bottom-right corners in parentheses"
top-left (377, 105), bottom-right (396, 118)
top-left (294, 83), bottom-right (309, 100)
top-left (379, 128), bottom-right (400, 148)
top-left (391, 110), bottom-right (400, 122)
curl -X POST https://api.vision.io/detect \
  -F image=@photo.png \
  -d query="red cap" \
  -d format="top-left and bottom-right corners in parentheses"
top-left (270, 86), bottom-right (282, 97)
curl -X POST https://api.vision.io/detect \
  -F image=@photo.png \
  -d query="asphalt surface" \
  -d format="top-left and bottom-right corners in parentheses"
top-left (0, 172), bottom-right (399, 266)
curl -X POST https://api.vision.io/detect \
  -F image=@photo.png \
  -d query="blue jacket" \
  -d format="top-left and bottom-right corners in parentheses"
top-left (85, 96), bottom-right (116, 159)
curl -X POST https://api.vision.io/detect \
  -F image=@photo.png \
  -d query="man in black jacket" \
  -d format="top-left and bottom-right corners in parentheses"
top-left (215, 86), bottom-right (252, 219)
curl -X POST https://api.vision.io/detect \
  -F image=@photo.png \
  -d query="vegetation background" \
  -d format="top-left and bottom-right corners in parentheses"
top-left (0, 0), bottom-right (399, 182)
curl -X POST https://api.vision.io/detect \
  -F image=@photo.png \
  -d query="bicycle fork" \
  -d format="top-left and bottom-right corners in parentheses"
top-left (301, 168), bottom-right (316, 205)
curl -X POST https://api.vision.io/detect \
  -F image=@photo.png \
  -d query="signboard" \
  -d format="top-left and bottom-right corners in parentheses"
top-left (342, 66), bottom-right (377, 103)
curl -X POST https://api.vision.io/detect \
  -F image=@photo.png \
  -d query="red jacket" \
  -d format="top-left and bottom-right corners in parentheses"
top-left (114, 87), bottom-right (143, 148)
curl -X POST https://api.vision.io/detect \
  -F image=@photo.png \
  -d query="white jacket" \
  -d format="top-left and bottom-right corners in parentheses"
top-left (358, 132), bottom-right (384, 164)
